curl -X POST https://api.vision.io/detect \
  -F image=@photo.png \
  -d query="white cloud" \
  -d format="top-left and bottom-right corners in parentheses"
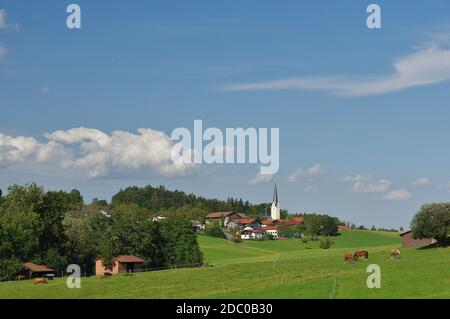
top-left (0, 43), bottom-right (7, 60)
top-left (302, 185), bottom-right (319, 193)
top-left (0, 9), bottom-right (18, 31)
top-left (341, 174), bottom-right (371, 182)
top-left (383, 189), bottom-right (412, 201)
top-left (412, 177), bottom-right (431, 186)
top-left (288, 164), bottom-right (325, 183)
top-left (0, 133), bottom-right (69, 165)
top-left (1, 127), bottom-right (196, 178)
top-left (249, 173), bottom-right (274, 185)
top-left (222, 36), bottom-right (450, 97)
top-left (40, 86), bottom-right (49, 94)
top-left (0, 9), bottom-right (6, 29)
top-left (352, 179), bottom-right (391, 193)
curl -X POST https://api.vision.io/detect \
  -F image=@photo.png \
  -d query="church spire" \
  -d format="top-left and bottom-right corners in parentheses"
top-left (273, 183), bottom-right (279, 205)
top-left (271, 183), bottom-right (280, 220)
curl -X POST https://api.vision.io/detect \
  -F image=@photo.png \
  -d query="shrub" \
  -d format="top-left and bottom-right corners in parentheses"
top-left (205, 224), bottom-right (226, 239)
top-left (319, 237), bottom-right (334, 249)
top-left (232, 236), bottom-right (243, 244)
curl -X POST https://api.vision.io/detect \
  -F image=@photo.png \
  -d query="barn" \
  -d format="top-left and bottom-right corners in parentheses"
top-left (399, 230), bottom-right (436, 248)
top-left (95, 255), bottom-right (145, 276)
top-left (22, 262), bottom-right (56, 279)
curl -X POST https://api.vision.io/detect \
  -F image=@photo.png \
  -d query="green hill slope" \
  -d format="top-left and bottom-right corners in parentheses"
top-left (0, 230), bottom-right (448, 299)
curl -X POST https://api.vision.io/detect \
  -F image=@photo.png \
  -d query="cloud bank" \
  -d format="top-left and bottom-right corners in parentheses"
top-left (288, 164), bottom-right (325, 183)
top-left (0, 127), bottom-right (195, 178)
top-left (222, 36), bottom-right (450, 97)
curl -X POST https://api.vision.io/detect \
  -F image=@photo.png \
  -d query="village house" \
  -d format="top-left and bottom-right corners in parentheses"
top-left (227, 218), bottom-right (262, 230)
top-left (263, 216), bottom-right (304, 227)
top-left (95, 255), bottom-right (145, 276)
top-left (205, 211), bottom-right (247, 227)
top-left (240, 228), bottom-right (263, 240)
top-left (191, 220), bottom-right (205, 232)
top-left (399, 230), bottom-right (436, 248)
top-left (264, 226), bottom-right (279, 238)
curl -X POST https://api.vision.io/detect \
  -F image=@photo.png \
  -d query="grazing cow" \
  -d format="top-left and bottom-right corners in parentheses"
top-left (34, 278), bottom-right (48, 285)
top-left (344, 253), bottom-right (355, 263)
top-left (16, 275), bottom-right (26, 281)
top-left (354, 250), bottom-right (369, 261)
top-left (390, 249), bottom-right (401, 260)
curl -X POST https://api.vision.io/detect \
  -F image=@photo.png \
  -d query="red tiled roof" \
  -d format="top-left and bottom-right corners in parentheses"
top-left (206, 211), bottom-right (233, 218)
top-left (23, 263), bottom-right (55, 272)
top-left (115, 255), bottom-right (144, 263)
top-left (264, 226), bottom-right (278, 231)
top-left (234, 218), bottom-right (256, 225)
top-left (206, 212), bottom-right (247, 219)
top-left (262, 219), bottom-right (273, 225)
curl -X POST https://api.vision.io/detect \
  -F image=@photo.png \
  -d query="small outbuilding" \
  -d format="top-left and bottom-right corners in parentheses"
top-left (23, 262), bottom-right (56, 279)
top-left (95, 255), bottom-right (145, 276)
top-left (399, 230), bottom-right (436, 248)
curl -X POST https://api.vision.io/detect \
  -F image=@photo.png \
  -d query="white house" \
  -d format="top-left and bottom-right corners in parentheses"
top-left (240, 229), bottom-right (263, 240)
top-left (264, 226), bottom-right (278, 238)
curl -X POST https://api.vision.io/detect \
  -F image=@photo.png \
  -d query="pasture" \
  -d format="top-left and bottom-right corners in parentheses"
top-left (0, 230), bottom-right (448, 299)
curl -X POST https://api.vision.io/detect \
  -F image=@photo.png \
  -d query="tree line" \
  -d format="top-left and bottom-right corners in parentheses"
top-left (111, 185), bottom-right (287, 219)
top-left (0, 184), bottom-right (203, 281)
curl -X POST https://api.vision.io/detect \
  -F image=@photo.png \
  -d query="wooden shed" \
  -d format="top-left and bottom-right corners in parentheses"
top-left (23, 263), bottom-right (56, 279)
top-left (399, 230), bottom-right (435, 248)
top-left (95, 255), bottom-right (144, 276)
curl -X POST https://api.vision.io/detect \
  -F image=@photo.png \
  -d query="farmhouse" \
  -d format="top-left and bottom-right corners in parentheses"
top-left (399, 230), bottom-right (436, 248)
top-left (205, 211), bottom-right (247, 226)
top-left (264, 226), bottom-right (279, 238)
top-left (191, 220), bottom-right (205, 232)
top-left (240, 228), bottom-right (263, 240)
top-left (95, 255), bottom-right (144, 276)
top-left (227, 218), bottom-right (262, 229)
top-left (22, 262), bottom-right (56, 279)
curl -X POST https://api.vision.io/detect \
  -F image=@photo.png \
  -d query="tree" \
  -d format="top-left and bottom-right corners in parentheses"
top-left (0, 185), bottom-right (44, 263)
top-left (371, 225), bottom-right (376, 231)
top-left (37, 190), bottom-right (79, 256)
top-left (399, 226), bottom-right (404, 232)
top-left (99, 232), bottom-right (117, 272)
top-left (304, 214), bottom-right (339, 237)
top-left (63, 207), bottom-right (107, 274)
top-left (0, 258), bottom-right (23, 281)
top-left (411, 203), bottom-right (450, 247)
top-left (160, 218), bottom-right (203, 268)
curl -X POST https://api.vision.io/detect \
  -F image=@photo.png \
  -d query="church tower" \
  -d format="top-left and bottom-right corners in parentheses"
top-left (271, 183), bottom-right (281, 220)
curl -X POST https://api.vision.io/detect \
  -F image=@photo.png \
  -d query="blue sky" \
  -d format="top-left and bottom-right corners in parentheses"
top-left (1, 0), bottom-right (450, 228)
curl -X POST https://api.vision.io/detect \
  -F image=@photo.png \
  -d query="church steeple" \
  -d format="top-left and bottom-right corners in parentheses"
top-left (271, 183), bottom-right (280, 220)
top-left (273, 183), bottom-right (279, 205)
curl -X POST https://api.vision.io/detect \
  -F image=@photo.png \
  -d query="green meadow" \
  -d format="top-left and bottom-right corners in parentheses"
top-left (0, 230), bottom-right (448, 299)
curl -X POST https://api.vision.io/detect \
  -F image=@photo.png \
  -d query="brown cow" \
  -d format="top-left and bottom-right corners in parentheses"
top-left (344, 253), bottom-right (355, 263)
top-left (390, 249), bottom-right (401, 260)
top-left (34, 278), bottom-right (49, 285)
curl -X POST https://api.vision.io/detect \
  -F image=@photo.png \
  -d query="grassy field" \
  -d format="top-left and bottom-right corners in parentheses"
top-left (0, 230), bottom-right (448, 299)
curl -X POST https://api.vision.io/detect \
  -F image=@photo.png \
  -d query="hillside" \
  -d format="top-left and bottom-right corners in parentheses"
top-left (0, 230), bottom-right (448, 299)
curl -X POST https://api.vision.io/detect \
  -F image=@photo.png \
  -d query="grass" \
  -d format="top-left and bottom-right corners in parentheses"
top-left (0, 230), bottom-right (448, 299)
